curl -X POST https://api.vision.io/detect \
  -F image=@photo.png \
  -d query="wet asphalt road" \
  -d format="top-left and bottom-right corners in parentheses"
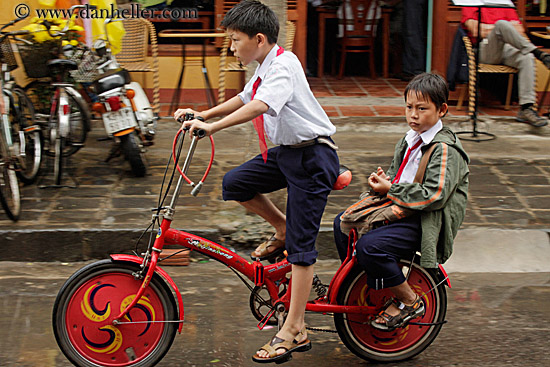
top-left (0, 259), bottom-right (549, 367)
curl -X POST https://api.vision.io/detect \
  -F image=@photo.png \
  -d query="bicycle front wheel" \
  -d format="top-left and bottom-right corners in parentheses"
top-left (12, 86), bottom-right (42, 184)
top-left (53, 135), bottom-right (64, 186)
top-left (0, 139), bottom-right (21, 221)
top-left (334, 261), bottom-right (447, 363)
top-left (52, 260), bottom-right (178, 367)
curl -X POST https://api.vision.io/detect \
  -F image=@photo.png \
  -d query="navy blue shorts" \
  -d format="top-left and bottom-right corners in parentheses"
top-left (334, 212), bottom-right (421, 290)
top-left (223, 143), bottom-right (339, 266)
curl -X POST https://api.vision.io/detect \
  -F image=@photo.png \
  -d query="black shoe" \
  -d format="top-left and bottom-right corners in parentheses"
top-left (539, 52), bottom-right (550, 70)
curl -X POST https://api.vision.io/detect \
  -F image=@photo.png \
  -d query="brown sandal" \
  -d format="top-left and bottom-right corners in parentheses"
top-left (252, 327), bottom-right (311, 364)
top-left (371, 295), bottom-right (425, 332)
top-left (251, 234), bottom-right (285, 261)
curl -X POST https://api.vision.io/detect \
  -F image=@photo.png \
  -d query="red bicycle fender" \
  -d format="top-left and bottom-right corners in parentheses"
top-left (110, 254), bottom-right (184, 333)
top-left (328, 259), bottom-right (357, 304)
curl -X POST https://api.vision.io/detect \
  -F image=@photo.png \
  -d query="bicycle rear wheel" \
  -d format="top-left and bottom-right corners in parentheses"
top-left (0, 138), bottom-right (21, 221)
top-left (52, 259), bottom-right (178, 367)
top-left (334, 260), bottom-right (447, 362)
top-left (26, 82), bottom-right (89, 156)
top-left (11, 86), bottom-right (42, 184)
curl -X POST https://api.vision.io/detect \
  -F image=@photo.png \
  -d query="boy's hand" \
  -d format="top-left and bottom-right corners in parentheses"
top-left (181, 118), bottom-right (213, 137)
top-left (174, 108), bottom-right (204, 122)
top-left (375, 167), bottom-right (391, 181)
top-left (368, 171), bottom-right (391, 195)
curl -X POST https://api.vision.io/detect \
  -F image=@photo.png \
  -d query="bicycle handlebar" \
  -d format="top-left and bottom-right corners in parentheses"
top-left (0, 17), bottom-right (25, 33)
top-left (177, 113), bottom-right (206, 138)
top-left (172, 113), bottom-right (214, 196)
top-left (41, 4), bottom-right (97, 37)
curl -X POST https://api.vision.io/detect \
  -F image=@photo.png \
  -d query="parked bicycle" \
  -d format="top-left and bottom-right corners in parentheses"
top-left (22, 5), bottom-right (92, 186)
top-left (0, 18), bottom-right (43, 220)
top-left (53, 114), bottom-right (450, 366)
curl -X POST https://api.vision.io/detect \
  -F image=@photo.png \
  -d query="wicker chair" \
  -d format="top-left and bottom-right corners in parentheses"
top-left (116, 18), bottom-right (160, 114)
top-left (457, 36), bottom-right (518, 112)
top-left (217, 20), bottom-right (297, 104)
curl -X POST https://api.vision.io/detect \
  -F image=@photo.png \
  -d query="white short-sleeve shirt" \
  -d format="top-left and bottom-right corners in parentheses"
top-left (399, 120), bottom-right (443, 184)
top-left (238, 45), bottom-right (336, 146)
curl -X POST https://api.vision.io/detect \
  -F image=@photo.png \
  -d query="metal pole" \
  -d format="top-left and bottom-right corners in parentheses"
top-left (426, 0), bottom-right (433, 72)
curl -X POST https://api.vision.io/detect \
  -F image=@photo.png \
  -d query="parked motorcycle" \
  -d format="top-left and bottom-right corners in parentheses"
top-left (88, 19), bottom-right (156, 177)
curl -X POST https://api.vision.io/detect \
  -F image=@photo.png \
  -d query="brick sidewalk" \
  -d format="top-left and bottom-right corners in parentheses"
top-left (158, 76), bottom-right (541, 119)
top-left (1, 115), bottom-right (548, 262)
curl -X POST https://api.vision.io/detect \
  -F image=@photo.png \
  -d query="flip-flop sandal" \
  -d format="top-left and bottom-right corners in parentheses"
top-left (252, 327), bottom-right (311, 364)
top-left (371, 295), bottom-right (425, 332)
top-left (250, 234), bottom-right (285, 261)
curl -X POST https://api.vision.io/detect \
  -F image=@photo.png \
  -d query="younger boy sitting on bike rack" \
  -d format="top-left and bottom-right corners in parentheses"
top-left (175, 0), bottom-right (339, 363)
top-left (334, 73), bottom-right (469, 332)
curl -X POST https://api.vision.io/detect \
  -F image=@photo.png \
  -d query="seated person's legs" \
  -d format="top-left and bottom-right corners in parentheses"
top-left (336, 214), bottom-right (425, 330)
top-left (333, 211), bottom-right (350, 262)
top-left (355, 215), bottom-right (421, 291)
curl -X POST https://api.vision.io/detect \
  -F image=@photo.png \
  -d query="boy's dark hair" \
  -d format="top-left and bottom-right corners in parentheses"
top-left (404, 73), bottom-right (449, 110)
top-left (220, 0), bottom-right (279, 44)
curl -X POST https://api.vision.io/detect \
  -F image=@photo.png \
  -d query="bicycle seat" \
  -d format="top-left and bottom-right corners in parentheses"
top-left (47, 59), bottom-right (78, 71)
top-left (333, 165), bottom-right (352, 190)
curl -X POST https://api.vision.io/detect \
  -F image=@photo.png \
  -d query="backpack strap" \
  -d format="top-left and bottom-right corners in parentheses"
top-left (413, 143), bottom-right (443, 183)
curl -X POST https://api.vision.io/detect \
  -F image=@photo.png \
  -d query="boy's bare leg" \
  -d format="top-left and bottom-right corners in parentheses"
top-left (255, 264), bottom-right (312, 358)
top-left (374, 281), bottom-right (418, 323)
top-left (240, 193), bottom-right (286, 251)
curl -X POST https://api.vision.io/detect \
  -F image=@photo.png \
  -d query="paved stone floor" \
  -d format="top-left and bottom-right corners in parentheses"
top-left (0, 114), bottom-right (548, 261)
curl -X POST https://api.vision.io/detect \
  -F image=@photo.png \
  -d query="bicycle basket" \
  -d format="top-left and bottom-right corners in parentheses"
top-left (18, 40), bottom-right (60, 78)
top-left (0, 36), bottom-right (18, 72)
top-left (69, 47), bottom-right (99, 83)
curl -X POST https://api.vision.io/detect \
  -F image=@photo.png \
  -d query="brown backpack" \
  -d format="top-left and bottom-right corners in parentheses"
top-left (340, 143), bottom-right (440, 235)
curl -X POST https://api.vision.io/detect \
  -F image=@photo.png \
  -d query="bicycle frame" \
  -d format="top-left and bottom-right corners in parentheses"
top-left (111, 136), bottom-right (376, 332)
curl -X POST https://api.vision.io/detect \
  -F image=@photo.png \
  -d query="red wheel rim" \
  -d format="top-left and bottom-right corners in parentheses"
top-left (344, 266), bottom-right (439, 354)
top-left (64, 272), bottom-right (168, 366)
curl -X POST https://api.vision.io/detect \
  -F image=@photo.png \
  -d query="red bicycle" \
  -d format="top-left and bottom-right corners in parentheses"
top-left (52, 114), bottom-right (451, 366)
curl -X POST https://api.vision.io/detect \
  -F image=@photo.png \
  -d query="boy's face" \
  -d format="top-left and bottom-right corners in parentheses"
top-left (405, 91), bottom-right (448, 134)
top-left (227, 29), bottom-right (261, 66)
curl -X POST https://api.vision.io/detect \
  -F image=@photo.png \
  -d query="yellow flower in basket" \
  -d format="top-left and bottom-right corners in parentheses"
top-left (21, 23), bottom-right (54, 43)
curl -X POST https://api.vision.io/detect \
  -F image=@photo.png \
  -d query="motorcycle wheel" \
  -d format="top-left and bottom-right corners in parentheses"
top-left (334, 260), bottom-right (447, 362)
top-left (52, 259), bottom-right (178, 367)
top-left (120, 132), bottom-right (147, 177)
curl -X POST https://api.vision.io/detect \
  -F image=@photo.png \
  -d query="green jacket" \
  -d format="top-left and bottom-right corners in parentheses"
top-left (386, 126), bottom-right (470, 268)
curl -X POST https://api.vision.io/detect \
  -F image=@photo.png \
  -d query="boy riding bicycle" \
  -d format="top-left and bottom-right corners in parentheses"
top-left (175, 0), bottom-right (339, 363)
top-left (334, 73), bottom-right (469, 331)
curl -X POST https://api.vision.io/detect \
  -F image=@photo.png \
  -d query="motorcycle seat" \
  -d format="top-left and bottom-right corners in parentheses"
top-left (47, 59), bottom-right (78, 71)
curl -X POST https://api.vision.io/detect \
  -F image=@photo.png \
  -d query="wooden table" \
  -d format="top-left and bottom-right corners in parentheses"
top-left (316, 6), bottom-right (391, 78)
top-left (158, 30), bottom-right (226, 112)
